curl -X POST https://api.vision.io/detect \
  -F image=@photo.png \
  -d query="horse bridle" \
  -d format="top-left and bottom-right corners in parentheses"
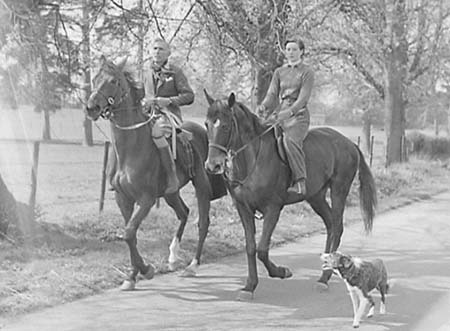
top-left (93, 73), bottom-right (154, 130)
top-left (208, 106), bottom-right (276, 184)
top-left (93, 76), bottom-right (130, 120)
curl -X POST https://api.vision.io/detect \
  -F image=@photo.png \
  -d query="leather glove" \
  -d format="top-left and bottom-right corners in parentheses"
top-left (256, 104), bottom-right (266, 117)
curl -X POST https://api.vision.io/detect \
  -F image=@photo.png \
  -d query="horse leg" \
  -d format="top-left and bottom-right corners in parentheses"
top-left (181, 170), bottom-right (211, 277)
top-left (235, 200), bottom-right (258, 301)
top-left (115, 192), bottom-right (138, 289)
top-left (329, 181), bottom-right (352, 252)
top-left (121, 194), bottom-right (156, 290)
top-left (257, 206), bottom-right (292, 279)
top-left (308, 188), bottom-right (334, 288)
top-left (164, 193), bottom-right (189, 271)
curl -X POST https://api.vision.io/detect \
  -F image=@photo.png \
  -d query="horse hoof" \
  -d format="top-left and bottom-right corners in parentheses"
top-left (142, 266), bottom-right (155, 280)
top-left (236, 290), bottom-right (254, 301)
top-left (180, 267), bottom-right (196, 278)
top-left (120, 280), bottom-right (136, 291)
top-left (313, 281), bottom-right (329, 292)
top-left (284, 268), bottom-right (293, 279)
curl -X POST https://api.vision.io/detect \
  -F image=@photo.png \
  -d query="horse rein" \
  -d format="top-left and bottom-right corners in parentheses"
top-left (208, 108), bottom-right (277, 185)
top-left (94, 75), bottom-right (154, 131)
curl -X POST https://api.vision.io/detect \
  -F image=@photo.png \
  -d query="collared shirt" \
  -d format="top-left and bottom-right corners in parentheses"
top-left (261, 62), bottom-right (314, 114)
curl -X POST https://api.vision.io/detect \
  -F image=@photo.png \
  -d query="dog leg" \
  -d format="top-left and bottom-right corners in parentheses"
top-left (366, 295), bottom-right (375, 318)
top-left (353, 289), bottom-right (368, 328)
top-left (349, 290), bottom-right (359, 318)
top-left (379, 282), bottom-right (387, 314)
top-left (345, 282), bottom-right (359, 318)
top-left (380, 302), bottom-right (386, 314)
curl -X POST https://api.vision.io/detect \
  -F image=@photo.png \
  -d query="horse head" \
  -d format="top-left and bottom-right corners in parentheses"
top-left (85, 55), bottom-right (130, 121)
top-left (204, 90), bottom-right (237, 174)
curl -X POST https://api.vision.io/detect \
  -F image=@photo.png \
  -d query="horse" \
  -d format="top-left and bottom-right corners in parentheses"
top-left (85, 57), bottom-right (227, 290)
top-left (204, 91), bottom-right (377, 300)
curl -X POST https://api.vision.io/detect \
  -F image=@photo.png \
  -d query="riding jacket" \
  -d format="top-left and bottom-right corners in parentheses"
top-left (143, 62), bottom-right (194, 121)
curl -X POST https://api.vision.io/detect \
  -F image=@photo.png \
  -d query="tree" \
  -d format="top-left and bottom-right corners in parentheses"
top-left (304, 0), bottom-right (450, 165)
top-left (1, 0), bottom-right (75, 140)
top-left (197, 0), bottom-right (289, 108)
top-left (0, 173), bottom-right (18, 239)
top-left (81, 0), bottom-right (94, 146)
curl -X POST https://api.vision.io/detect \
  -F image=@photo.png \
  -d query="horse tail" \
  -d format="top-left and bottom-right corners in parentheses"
top-left (357, 146), bottom-right (377, 233)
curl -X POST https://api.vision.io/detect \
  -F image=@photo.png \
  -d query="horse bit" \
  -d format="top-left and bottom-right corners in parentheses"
top-left (208, 109), bottom-right (276, 184)
top-left (94, 76), bottom-right (154, 130)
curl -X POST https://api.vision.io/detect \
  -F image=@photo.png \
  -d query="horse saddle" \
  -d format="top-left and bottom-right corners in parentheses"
top-left (273, 125), bottom-right (289, 164)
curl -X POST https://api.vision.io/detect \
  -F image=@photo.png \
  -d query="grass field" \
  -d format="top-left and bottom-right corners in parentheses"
top-left (1, 106), bottom-right (449, 320)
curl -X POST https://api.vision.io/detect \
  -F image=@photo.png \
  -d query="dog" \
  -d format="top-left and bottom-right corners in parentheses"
top-left (320, 252), bottom-right (389, 328)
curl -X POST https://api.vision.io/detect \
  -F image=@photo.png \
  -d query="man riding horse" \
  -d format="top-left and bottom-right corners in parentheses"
top-left (141, 38), bottom-right (194, 194)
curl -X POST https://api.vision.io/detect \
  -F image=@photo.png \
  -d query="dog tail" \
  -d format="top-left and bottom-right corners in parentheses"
top-left (385, 278), bottom-right (396, 293)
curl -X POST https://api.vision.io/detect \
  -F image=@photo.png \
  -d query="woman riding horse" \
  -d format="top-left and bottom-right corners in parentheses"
top-left (257, 38), bottom-right (314, 196)
top-left (205, 91), bottom-right (377, 299)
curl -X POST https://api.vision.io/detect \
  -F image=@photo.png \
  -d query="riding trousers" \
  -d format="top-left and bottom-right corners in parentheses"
top-left (280, 103), bottom-right (310, 183)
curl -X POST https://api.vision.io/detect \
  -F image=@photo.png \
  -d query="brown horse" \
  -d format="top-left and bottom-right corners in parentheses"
top-left (85, 57), bottom-right (226, 290)
top-left (204, 91), bottom-right (377, 300)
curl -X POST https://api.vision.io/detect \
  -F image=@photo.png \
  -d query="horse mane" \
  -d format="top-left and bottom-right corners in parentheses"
top-left (122, 68), bottom-right (145, 106)
top-left (101, 59), bottom-right (144, 106)
top-left (233, 101), bottom-right (269, 135)
top-left (206, 95), bottom-right (269, 140)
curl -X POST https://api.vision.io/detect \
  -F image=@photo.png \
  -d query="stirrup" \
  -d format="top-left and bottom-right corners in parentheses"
top-left (287, 181), bottom-right (306, 195)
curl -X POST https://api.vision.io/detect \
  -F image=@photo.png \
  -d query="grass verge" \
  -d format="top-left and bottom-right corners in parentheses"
top-left (0, 157), bottom-right (449, 320)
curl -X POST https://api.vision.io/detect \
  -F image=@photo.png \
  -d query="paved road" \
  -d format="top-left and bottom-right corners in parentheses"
top-left (2, 192), bottom-right (450, 331)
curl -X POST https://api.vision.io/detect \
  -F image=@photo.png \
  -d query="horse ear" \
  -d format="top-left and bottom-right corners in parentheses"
top-left (228, 93), bottom-right (236, 109)
top-left (116, 56), bottom-right (128, 71)
top-left (204, 89), bottom-right (215, 106)
top-left (99, 54), bottom-right (107, 66)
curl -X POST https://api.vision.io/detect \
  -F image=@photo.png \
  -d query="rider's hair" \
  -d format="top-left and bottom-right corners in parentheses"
top-left (152, 37), bottom-right (171, 51)
top-left (284, 38), bottom-right (305, 51)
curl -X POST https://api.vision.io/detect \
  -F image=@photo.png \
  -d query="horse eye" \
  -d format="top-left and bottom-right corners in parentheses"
top-left (213, 119), bottom-right (221, 128)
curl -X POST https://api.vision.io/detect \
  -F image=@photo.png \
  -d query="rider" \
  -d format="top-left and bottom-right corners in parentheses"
top-left (256, 38), bottom-right (314, 196)
top-left (142, 38), bottom-right (195, 194)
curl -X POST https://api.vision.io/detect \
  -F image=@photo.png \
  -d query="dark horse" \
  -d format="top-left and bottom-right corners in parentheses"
top-left (85, 57), bottom-right (226, 290)
top-left (204, 91), bottom-right (377, 299)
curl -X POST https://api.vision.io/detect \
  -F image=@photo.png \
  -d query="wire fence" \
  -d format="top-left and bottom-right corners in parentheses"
top-left (0, 132), bottom-right (387, 222)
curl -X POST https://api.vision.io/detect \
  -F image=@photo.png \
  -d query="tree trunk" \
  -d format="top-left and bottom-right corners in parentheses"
top-left (42, 109), bottom-right (51, 140)
top-left (384, 0), bottom-right (408, 166)
top-left (362, 111), bottom-right (372, 155)
top-left (447, 105), bottom-right (450, 135)
top-left (0, 174), bottom-right (18, 237)
top-left (253, 65), bottom-right (272, 106)
top-left (137, 0), bottom-right (144, 81)
top-left (251, 0), bottom-right (286, 111)
top-left (81, 0), bottom-right (93, 146)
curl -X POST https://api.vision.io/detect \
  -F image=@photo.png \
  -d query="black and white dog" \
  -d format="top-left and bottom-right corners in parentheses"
top-left (321, 252), bottom-right (389, 328)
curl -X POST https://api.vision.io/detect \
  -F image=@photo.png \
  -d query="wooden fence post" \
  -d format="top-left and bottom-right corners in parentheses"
top-left (99, 141), bottom-right (110, 213)
top-left (369, 135), bottom-right (374, 167)
top-left (29, 141), bottom-right (40, 210)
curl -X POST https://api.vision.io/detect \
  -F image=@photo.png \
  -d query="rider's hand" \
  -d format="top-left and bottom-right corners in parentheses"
top-left (256, 104), bottom-right (266, 117)
top-left (277, 109), bottom-right (292, 121)
top-left (263, 113), bottom-right (277, 125)
top-left (154, 97), bottom-right (171, 108)
top-left (141, 98), bottom-right (152, 112)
